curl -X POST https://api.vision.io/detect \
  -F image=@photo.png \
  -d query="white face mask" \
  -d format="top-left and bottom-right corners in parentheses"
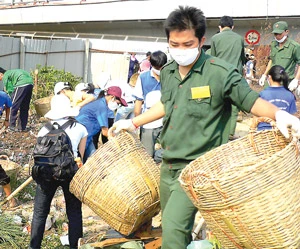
top-left (275, 35), bottom-right (287, 43)
top-left (108, 101), bottom-right (119, 111)
top-left (152, 68), bottom-right (160, 76)
top-left (169, 47), bottom-right (199, 66)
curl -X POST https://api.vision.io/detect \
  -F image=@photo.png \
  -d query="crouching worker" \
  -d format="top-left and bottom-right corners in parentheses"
top-left (29, 95), bottom-right (88, 249)
top-left (0, 155), bottom-right (17, 208)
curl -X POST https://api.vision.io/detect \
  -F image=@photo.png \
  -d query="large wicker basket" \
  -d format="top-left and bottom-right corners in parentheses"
top-left (70, 132), bottom-right (160, 236)
top-left (179, 117), bottom-right (300, 249)
top-left (0, 156), bottom-right (22, 187)
top-left (34, 96), bottom-right (52, 117)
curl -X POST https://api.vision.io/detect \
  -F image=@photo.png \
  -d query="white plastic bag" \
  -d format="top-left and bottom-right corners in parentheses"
top-left (187, 240), bottom-right (214, 249)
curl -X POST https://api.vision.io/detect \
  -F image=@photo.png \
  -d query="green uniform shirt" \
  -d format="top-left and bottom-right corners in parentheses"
top-left (270, 38), bottom-right (300, 80)
top-left (3, 69), bottom-right (33, 95)
top-left (210, 28), bottom-right (246, 74)
top-left (160, 50), bottom-right (259, 169)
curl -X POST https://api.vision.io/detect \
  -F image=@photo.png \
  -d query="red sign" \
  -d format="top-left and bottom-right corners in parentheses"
top-left (245, 30), bottom-right (260, 45)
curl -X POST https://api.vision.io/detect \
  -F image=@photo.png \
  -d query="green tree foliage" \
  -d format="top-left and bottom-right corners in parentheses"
top-left (30, 65), bottom-right (82, 102)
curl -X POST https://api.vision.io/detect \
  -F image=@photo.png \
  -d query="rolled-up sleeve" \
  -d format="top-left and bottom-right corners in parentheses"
top-left (225, 69), bottom-right (259, 112)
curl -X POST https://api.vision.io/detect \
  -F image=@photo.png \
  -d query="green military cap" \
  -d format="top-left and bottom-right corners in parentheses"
top-left (271, 21), bottom-right (288, 34)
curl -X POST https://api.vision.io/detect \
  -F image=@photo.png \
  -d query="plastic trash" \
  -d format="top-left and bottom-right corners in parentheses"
top-left (187, 240), bottom-right (214, 249)
top-left (60, 235), bottom-right (69, 246)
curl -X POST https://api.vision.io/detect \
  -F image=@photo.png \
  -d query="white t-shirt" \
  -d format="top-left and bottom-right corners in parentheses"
top-left (121, 83), bottom-right (135, 103)
top-left (38, 119), bottom-right (88, 158)
top-left (143, 90), bottom-right (163, 129)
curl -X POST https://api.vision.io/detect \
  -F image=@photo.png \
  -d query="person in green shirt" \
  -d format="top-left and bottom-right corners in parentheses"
top-left (0, 68), bottom-right (34, 132)
top-left (210, 15), bottom-right (247, 140)
top-left (109, 6), bottom-right (300, 249)
top-left (259, 21), bottom-right (300, 92)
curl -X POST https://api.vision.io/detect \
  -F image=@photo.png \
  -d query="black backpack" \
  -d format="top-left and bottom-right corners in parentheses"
top-left (32, 120), bottom-right (78, 182)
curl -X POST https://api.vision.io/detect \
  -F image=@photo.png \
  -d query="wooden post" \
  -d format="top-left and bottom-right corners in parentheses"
top-left (34, 69), bottom-right (38, 95)
top-left (20, 36), bottom-right (25, 70)
top-left (84, 39), bottom-right (90, 82)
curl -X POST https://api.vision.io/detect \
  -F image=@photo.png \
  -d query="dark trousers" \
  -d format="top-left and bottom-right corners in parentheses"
top-left (30, 180), bottom-right (82, 249)
top-left (140, 126), bottom-right (162, 158)
top-left (10, 84), bottom-right (33, 130)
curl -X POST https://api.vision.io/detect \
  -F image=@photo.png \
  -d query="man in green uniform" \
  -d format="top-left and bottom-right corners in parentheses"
top-left (210, 15), bottom-right (247, 140)
top-left (0, 68), bottom-right (34, 132)
top-left (259, 21), bottom-right (300, 92)
top-left (109, 6), bottom-right (300, 249)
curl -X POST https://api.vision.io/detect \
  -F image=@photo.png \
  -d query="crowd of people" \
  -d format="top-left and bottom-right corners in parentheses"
top-left (110, 6), bottom-right (300, 249)
top-left (0, 4), bottom-right (299, 249)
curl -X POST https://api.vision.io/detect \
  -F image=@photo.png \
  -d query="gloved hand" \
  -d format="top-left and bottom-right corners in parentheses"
top-left (288, 78), bottom-right (299, 91)
top-left (295, 86), bottom-right (300, 98)
top-left (108, 119), bottom-right (137, 136)
top-left (258, 74), bottom-right (267, 86)
top-left (275, 110), bottom-right (300, 139)
top-left (258, 74), bottom-right (266, 86)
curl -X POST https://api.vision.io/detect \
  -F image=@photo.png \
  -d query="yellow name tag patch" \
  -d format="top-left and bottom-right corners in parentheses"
top-left (191, 86), bottom-right (211, 99)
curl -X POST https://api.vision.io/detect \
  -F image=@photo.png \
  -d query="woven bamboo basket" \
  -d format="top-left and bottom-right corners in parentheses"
top-left (34, 96), bottom-right (52, 117)
top-left (70, 132), bottom-right (160, 236)
top-left (179, 117), bottom-right (300, 249)
top-left (0, 156), bottom-right (22, 185)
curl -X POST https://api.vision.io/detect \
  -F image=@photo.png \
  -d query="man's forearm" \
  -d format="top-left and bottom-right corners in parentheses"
top-left (132, 101), bottom-right (165, 127)
top-left (133, 100), bottom-right (142, 117)
top-left (263, 60), bottom-right (272, 75)
top-left (294, 66), bottom-right (300, 80)
top-left (250, 97), bottom-right (279, 120)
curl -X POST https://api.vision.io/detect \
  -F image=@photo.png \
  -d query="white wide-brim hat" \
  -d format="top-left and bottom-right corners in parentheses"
top-left (45, 95), bottom-right (79, 120)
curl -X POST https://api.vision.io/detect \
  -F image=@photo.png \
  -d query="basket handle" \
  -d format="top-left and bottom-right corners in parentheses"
top-left (183, 172), bottom-right (228, 200)
top-left (0, 154), bottom-right (9, 161)
top-left (248, 117), bottom-right (281, 154)
top-left (249, 116), bottom-right (276, 131)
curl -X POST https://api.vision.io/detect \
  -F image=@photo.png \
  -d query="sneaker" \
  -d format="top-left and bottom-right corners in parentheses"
top-left (21, 127), bottom-right (30, 132)
top-left (8, 126), bottom-right (20, 132)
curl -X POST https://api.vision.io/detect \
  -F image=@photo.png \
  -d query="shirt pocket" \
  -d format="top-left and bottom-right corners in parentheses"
top-left (186, 97), bottom-right (211, 119)
top-left (280, 50), bottom-right (293, 60)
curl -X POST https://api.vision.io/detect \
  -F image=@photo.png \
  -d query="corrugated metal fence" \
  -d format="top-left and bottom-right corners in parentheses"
top-left (0, 35), bottom-right (130, 88)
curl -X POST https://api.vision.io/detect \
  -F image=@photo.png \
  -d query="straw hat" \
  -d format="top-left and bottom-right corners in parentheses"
top-left (45, 95), bottom-right (79, 120)
top-left (129, 73), bottom-right (139, 87)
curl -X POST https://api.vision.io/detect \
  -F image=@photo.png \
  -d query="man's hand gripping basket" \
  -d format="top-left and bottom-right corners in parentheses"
top-left (179, 117), bottom-right (300, 249)
top-left (70, 132), bottom-right (160, 236)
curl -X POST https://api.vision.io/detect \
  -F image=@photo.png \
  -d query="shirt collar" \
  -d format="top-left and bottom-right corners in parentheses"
top-left (275, 37), bottom-right (291, 48)
top-left (191, 49), bottom-right (209, 73)
top-left (221, 27), bottom-right (232, 32)
top-left (282, 38), bottom-right (291, 48)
